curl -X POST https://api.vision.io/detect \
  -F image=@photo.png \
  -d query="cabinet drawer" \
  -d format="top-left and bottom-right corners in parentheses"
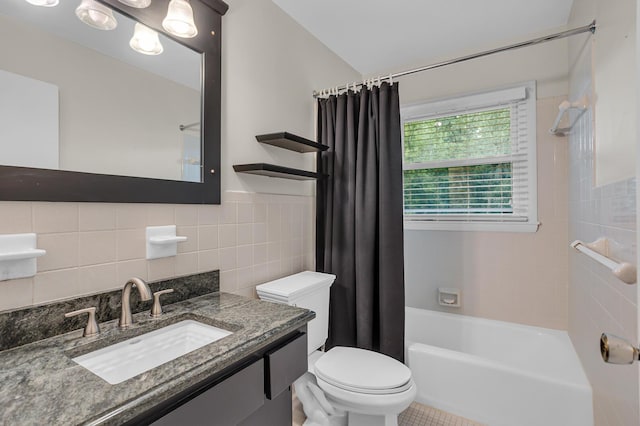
top-left (264, 332), bottom-right (307, 399)
top-left (152, 359), bottom-right (264, 426)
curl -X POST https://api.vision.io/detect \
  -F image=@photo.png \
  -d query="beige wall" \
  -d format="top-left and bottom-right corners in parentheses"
top-left (405, 96), bottom-right (570, 330)
top-left (567, 1), bottom-right (639, 425)
top-left (222, 0), bottom-right (360, 196)
top-left (589, 0), bottom-right (636, 186)
top-left (400, 34), bottom-right (570, 330)
top-left (0, 0), bottom-right (359, 311)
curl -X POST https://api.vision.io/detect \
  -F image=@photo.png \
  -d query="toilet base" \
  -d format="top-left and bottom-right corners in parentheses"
top-left (348, 412), bottom-right (398, 426)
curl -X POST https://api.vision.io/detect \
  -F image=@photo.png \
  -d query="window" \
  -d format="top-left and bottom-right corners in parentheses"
top-left (402, 83), bottom-right (538, 232)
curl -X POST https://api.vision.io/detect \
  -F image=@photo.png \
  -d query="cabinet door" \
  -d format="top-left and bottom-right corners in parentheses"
top-left (264, 333), bottom-right (307, 400)
top-left (238, 387), bottom-right (292, 426)
top-left (152, 359), bottom-right (264, 426)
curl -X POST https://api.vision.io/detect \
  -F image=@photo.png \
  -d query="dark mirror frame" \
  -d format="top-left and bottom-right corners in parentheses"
top-left (0, 0), bottom-right (227, 204)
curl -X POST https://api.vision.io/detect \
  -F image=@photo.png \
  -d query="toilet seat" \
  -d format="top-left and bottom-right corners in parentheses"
top-left (314, 347), bottom-right (413, 395)
top-left (316, 375), bottom-right (416, 415)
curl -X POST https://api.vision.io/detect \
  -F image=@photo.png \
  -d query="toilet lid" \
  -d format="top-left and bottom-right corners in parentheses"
top-left (314, 347), bottom-right (412, 394)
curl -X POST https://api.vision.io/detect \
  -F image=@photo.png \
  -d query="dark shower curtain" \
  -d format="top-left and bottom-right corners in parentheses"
top-left (316, 82), bottom-right (405, 362)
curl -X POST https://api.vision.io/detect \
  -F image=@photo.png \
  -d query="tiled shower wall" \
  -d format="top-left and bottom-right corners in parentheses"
top-left (0, 191), bottom-right (314, 312)
top-left (568, 38), bottom-right (639, 425)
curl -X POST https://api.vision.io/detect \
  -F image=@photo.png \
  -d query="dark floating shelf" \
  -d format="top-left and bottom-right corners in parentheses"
top-left (255, 132), bottom-right (328, 153)
top-left (233, 163), bottom-right (327, 180)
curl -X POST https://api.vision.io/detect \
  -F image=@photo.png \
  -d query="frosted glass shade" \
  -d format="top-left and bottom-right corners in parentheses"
top-left (117, 0), bottom-right (151, 8)
top-left (25, 0), bottom-right (59, 6)
top-left (130, 23), bottom-right (164, 55)
top-left (162, 0), bottom-right (198, 38)
top-left (75, 0), bottom-right (118, 30)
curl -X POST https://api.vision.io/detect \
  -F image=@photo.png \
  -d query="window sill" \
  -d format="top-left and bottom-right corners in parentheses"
top-left (403, 220), bottom-right (540, 233)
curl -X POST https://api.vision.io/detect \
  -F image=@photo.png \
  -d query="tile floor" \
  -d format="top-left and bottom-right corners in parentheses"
top-left (292, 395), bottom-right (484, 426)
top-left (398, 403), bottom-right (485, 426)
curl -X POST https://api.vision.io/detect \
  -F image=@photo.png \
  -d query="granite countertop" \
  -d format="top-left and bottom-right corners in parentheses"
top-left (0, 292), bottom-right (314, 426)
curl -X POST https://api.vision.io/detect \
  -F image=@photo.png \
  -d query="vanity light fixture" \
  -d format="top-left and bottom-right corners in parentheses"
top-left (117, 0), bottom-right (152, 8)
top-left (130, 23), bottom-right (164, 55)
top-left (162, 0), bottom-right (198, 38)
top-left (25, 0), bottom-right (59, 7)
top-left (75, 0), bottom-right (118, 31)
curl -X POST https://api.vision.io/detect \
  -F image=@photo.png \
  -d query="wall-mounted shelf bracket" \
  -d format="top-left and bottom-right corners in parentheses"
top-left (233, 163), bottom-right (327, 180)
top-left (146, 226), bottom-right (187, 260)
top-left (256, 132), bottom-right (327, 153)
top-left (0, 233), bottom-right (46, 280)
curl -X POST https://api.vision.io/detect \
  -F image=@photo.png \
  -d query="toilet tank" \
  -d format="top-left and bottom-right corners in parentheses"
top-left (256, 271), bottom-right (336, 355)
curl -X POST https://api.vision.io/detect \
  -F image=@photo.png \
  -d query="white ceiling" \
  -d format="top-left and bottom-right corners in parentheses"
top-left (272, 0), bottom-right (575, 76)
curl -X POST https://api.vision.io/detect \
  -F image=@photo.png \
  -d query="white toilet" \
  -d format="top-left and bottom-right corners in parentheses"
top-left (256, 271), bottom-right (416, 426)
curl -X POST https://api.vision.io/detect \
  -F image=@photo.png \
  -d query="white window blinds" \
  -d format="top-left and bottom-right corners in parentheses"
top-left (402, 83), bottom-right (537, 231)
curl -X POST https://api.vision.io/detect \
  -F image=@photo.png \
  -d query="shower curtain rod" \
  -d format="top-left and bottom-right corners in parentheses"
top-left (312, 20), bottom-right (596, 98)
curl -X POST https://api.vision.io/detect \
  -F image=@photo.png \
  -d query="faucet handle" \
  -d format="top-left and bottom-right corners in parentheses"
top-left (65, 307), bottom-right (100, 337)
top-left (150, 289), bottom-right (174, 318)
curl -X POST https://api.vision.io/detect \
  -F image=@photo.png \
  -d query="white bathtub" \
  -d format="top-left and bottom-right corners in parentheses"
top-left (405, 307), bottom-right (593, 426)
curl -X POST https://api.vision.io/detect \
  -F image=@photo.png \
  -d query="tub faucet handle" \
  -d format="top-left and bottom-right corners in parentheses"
top-left (65, 307), bottom-right (100, 337)
top-left (150, 288), bottom-right (174, 318)
top-left (600, 333), bottom-right (640, 364)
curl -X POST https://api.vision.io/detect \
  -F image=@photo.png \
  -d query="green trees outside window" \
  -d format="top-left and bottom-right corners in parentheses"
top-left (403, 108), bottom-right (514, 215)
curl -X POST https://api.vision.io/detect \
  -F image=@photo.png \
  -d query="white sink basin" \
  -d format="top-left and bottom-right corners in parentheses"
top-left (72, 320), bottom-right (232, 384)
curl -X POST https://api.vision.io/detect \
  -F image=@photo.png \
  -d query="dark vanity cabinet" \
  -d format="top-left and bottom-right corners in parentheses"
top-left (139, 330), bottom-right (308, 426)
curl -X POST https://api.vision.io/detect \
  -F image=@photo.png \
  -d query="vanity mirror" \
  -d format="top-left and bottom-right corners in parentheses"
top-left (0, 0), bottom-right (227, 203)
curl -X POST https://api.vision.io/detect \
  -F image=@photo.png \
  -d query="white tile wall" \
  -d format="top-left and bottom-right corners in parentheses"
top-left (568, 37), bottom-right (639, 426)
top-left (0, 191), bottom-right (314, 311)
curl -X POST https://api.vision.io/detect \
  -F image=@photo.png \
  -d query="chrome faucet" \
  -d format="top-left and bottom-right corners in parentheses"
top-left (119, 277), bottom-right (153, 329)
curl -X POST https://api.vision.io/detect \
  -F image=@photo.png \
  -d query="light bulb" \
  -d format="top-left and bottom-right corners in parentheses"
top-left (25, 0), bottom-right (60, 6)
top-left (162, 0), bottom-right (198, 38)
top-left (130, 23), bottom-right (164, 55)
top-left (75, 0), bottom-right (118, 30)
top-left (117, 0), bottom-right (152, 8)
